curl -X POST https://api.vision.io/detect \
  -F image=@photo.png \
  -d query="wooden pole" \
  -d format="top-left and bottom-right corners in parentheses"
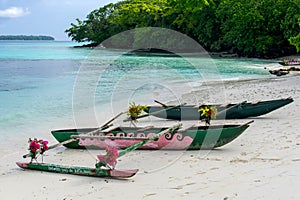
top-left (154, 100), bottom-right (168, 107)
top-left (238, 120), bottom-right (254, 127)
top-left (100, 112), bottom-right (124, 129)
top-left (23, 112), bottom-right (125, 158)
top-left (71, 135), bottom-right (150, 141)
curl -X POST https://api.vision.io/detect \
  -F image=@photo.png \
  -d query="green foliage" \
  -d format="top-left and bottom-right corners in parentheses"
top-left (289, 18), bottom-right (300, 52)
top-left (289, 33), bottom-right (300, 52)
top-left (110, 0), bottom-right (168, 28)
top-left (0, 35), bottom-right (54, 40)
top-left (65, 3), bottom-right (118, 43)
top-left (193, 1), bottom-right (221, 51)
top-left (216, 0), bottom-right (299, 57)
top-left (166, 0), bottom-right (212, 31)
top-left (65, 0), bottom-right (300, 57)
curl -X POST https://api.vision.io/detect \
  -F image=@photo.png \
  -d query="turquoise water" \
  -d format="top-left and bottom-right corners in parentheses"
top-left (0, 41), bottom-right (272, 139)
top-left (0, 41), bottom-right (91, 60)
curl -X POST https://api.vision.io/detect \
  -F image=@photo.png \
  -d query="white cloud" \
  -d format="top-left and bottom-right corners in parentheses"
top-left (0, 7), bottom-right (30, 18)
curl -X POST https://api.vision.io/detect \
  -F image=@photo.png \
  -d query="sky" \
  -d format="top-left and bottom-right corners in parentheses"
top-left (0, 0), bottom-right (119, 41)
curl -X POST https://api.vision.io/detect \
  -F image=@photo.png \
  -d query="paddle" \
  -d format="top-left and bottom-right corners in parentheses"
top-left (23, 112), bottom-right (125, 158)
top-left (123, 103), bottom-right (187, 122)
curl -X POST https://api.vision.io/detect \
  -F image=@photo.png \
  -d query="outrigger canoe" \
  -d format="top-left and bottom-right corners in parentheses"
top-left (51, 122), bottom-right (252, 150)
top-left (144, 98), bottom-right (293, 120)
top-left (17, 124), bottom-right (182, 179)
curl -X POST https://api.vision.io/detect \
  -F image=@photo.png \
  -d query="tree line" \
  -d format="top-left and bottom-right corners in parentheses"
top-left (65, 0), bottom-right (300, 58)
top-left (0, 35), bottom-right (55, 40)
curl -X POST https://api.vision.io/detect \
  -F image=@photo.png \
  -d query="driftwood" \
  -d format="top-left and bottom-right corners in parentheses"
top-left (269, 69), bottom-right (289, 76)
top-left (269, 66), bottom-right (300, 76)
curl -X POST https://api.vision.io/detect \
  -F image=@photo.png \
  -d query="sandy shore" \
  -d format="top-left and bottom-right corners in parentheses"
top-left (1, 74), bottom-right (300, 200)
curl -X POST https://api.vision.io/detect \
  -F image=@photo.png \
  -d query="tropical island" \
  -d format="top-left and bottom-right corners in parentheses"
top-left (0, 35), bottom-right (55, 41)
top-left (65, 0), bottom-right (300, 58)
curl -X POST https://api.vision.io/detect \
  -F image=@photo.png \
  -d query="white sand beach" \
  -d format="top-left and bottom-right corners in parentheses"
top-left (1, 75), bottom-right (300, 200)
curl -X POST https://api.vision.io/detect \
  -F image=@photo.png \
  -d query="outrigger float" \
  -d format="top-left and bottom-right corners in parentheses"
top-left (16, 162), bottom-right (139, 178)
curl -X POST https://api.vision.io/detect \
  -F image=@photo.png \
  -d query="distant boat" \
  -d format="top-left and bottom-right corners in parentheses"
top-left (279, 59), bottom-right (300, 66)
top-left (144, 98), bottom-right (293, 120)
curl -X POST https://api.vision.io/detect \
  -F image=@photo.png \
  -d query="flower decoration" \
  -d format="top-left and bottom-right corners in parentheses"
top-left (29, 138), bottom-right (40, 158)
top-left (126, 102), bottom-right (147, 121)
top-left (198, 105), bottom-right (218, 125)
top-left (28, 138), bottom-right (49, 162)
top-left (39, 139), bottom-right (49, 154)
top-left (96, 146), bottom-right (119, 169)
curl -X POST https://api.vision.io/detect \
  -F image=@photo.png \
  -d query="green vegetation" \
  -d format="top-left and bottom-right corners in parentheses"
top-left (65, 0), bottom-right (300, 58)
top-left (0, 35), bottom-right (55, 40)
top-left (289, 20), bottom-right (300, 52)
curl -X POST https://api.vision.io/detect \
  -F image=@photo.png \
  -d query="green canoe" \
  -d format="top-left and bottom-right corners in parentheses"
top-left (51, 122), bottom-right (252, 150)
top-left (144, 97), bottom-right (293, 120)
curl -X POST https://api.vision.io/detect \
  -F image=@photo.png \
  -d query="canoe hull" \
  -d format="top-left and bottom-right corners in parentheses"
top-left (16, 162), bottom-right (138, 178)
top-left (51, 124), bottom-right (250, 150)
top-left (144, 98), bottom-right (293, 120)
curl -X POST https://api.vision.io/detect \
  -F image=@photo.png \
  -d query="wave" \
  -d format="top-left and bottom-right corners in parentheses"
top-left (0, 85), bottom-right (37, 92)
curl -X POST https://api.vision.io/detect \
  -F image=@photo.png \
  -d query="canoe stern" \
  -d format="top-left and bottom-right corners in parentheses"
top-left (187, 124), bottom-right (250, 150)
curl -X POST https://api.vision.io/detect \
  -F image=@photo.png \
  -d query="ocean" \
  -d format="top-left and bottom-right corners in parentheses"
top-left (0, 40), bottom-right (272, 140)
